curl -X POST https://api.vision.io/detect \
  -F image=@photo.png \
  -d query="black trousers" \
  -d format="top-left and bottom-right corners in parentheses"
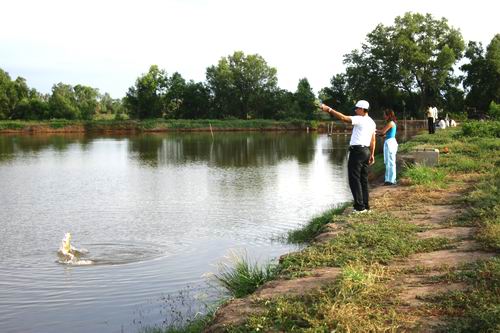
top-left (348, 146), bottom-right (370, 211)
top-left (427, 117), bottom-right (435, 134)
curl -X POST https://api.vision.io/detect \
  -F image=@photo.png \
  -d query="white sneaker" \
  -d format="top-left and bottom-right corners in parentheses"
top-left (352, 209), bottom-right (368, 214)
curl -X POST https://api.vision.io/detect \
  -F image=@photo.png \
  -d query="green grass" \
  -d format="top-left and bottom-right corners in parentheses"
top-left (141, 315), bottom-right (212, 333)
top-left (214, 255), bottom-right (280, 298)
top-left (226, 263), bottom-right (413, 332)
top-left (402, 164), bottom-right (447, 187)
top-left (287, 203), bottom-right (349, 244)
top-left (280, 212), bottom-right (453, 276)
top-left (0, 120), bottom-right (28, 130)
top-left (424, 258), bottom-right (500, 333)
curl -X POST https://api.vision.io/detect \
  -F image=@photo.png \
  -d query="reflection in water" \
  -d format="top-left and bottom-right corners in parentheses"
top-left (128, 132), bottom-right (318, 168)
top-left (0, 134), bottom-right (93, 161)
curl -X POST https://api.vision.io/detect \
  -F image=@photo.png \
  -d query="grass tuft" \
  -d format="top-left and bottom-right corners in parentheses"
top-left (214, 254), bottom-right (279, 298)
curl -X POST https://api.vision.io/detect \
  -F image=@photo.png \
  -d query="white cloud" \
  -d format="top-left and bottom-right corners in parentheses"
top-left (1, 0), bottom-right (498, 97)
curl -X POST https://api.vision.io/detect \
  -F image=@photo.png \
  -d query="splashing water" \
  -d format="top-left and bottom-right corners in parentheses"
top-left (57, 233), bottom-right (92, 265)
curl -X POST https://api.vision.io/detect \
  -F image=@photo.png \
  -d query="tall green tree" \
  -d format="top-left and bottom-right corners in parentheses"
top-left (49, 83), bottom-right (79, 119)
top-left (343, 12), bottom-right (464, 115)
top-left (74, 85), bottom-right (99, 120)
top-left (176, 81), bottom-right (211, 119)
top-left (164, 72), bottom-right (187, 119)
top-left (461, 34), bottom-right (500, 117)
top-left (319, 73), bottom-right (351, 113)
top-left (295, 78), bottom-right (316, 120)
top-left (124, 65), bottom-right (168, 119)
top-left (206, 51), bottom-right (279, 119)
top-left (0, 69), bottom-right (14, 119)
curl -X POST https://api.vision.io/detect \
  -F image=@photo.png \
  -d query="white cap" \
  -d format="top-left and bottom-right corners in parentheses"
top-left (355, 100), bottom-right (370, 110)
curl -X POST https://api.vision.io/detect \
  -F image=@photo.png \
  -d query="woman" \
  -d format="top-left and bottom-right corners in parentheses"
top-left (377, 109), bottom-right (398, 185)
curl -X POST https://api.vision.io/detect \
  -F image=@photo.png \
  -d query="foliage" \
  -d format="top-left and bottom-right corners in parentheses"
top-left (294, 78), bottom-right (317, 120)
top-left (488, 100), bottom-right (500, 120)
top-left (459, 120), bottom-right (500, 138)
top-left (342, 12), bottom-right (465, 117)
top-left (461, 34), bottom-right (500, 116)
top-left (206, 51), bottom-right (279, 119)
top-left (124, 65), bottom-right (169, 119)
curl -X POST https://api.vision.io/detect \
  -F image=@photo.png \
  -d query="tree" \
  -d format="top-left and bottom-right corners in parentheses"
top-left (176, 81), bottom-right (211, 119)
top-left (49, 83), bottom-right (79, 119)
top-left (164, 72), bottom-right (187, 119)
top-left (343, 12), bottom-right (464, 115)
top-left (74, 85), bottom-right (99, 120)
top-left (461, 34), bottom-right (500, 117)
top-left (294, 78), bottom-right (316, 120)
top-left (319, 74), bottom-right (351, 113)
top-left (0, 69), bottom-right (14, 119)
top-left (124, 65), bottom-right (168, 119)
top-left (206, 51), bottom-right (279, 119)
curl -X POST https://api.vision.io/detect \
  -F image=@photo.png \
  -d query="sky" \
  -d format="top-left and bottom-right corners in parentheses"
top-left (1, 0), bottom-right (499, 98)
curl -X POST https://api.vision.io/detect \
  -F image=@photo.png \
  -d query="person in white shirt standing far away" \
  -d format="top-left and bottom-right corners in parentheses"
top-left (320, 100), bottom-right (376, 213)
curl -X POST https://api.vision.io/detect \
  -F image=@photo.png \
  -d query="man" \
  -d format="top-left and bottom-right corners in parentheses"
top-left (320, 100), bottom-right (376, 213)
top-left (426, 105), bottom-right (435, 134)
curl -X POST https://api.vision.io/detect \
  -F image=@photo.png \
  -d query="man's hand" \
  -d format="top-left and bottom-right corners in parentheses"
top-left (368, 155), bottom-right (375, 165)
top-left (319, 103), bottom-right (330, 114)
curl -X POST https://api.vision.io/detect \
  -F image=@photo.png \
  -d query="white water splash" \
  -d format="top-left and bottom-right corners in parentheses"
top-left (57, 233), bottom-right (92, 265)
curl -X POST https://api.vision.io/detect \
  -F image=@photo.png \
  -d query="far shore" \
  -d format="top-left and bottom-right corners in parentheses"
top-left (0, 119), bottom-right (427, 134)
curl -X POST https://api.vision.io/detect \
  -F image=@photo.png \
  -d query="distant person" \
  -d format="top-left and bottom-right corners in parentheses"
top-left (437, 118), bottom-right (447, 129)
top-left (450, 119), bottom-right (457, 127)
top-left (426, 105), bottom-right (435, 134)
top-left (433, 106), bottom-right (439, 123)
top-left (376, 109), bottom-right (398, 185)
top-left (320, 100), bottom-right (376, 213)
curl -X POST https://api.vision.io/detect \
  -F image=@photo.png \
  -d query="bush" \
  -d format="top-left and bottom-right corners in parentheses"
top-left (488, 101), bottom-right (500, 120)
top-left (459, 121), bottom-right (500, 138)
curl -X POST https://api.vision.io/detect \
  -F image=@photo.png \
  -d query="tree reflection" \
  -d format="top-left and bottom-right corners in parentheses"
top-left (128, 132), bottom-right (322, 168)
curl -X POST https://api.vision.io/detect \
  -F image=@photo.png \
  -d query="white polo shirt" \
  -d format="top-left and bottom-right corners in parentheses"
top-left (350, 115), bottom-right (376, 147)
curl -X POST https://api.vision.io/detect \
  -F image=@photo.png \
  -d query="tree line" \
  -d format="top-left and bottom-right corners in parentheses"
top-left (1, 12), bottom-right (498, 121)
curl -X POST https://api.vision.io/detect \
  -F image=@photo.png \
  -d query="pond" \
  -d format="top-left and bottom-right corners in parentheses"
top-left (0, 130), bottom-right (415, 332)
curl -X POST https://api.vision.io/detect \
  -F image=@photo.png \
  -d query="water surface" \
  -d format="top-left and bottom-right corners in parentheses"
top-left (0, 132), bottom-right (356, 333)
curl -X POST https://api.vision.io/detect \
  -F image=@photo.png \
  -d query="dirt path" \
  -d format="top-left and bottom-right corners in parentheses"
top-left (205, 179), bottom-right (497, 332)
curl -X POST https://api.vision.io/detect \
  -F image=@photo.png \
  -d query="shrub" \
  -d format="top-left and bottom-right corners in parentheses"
top-left (459, 120), bottom-right (500, 138)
